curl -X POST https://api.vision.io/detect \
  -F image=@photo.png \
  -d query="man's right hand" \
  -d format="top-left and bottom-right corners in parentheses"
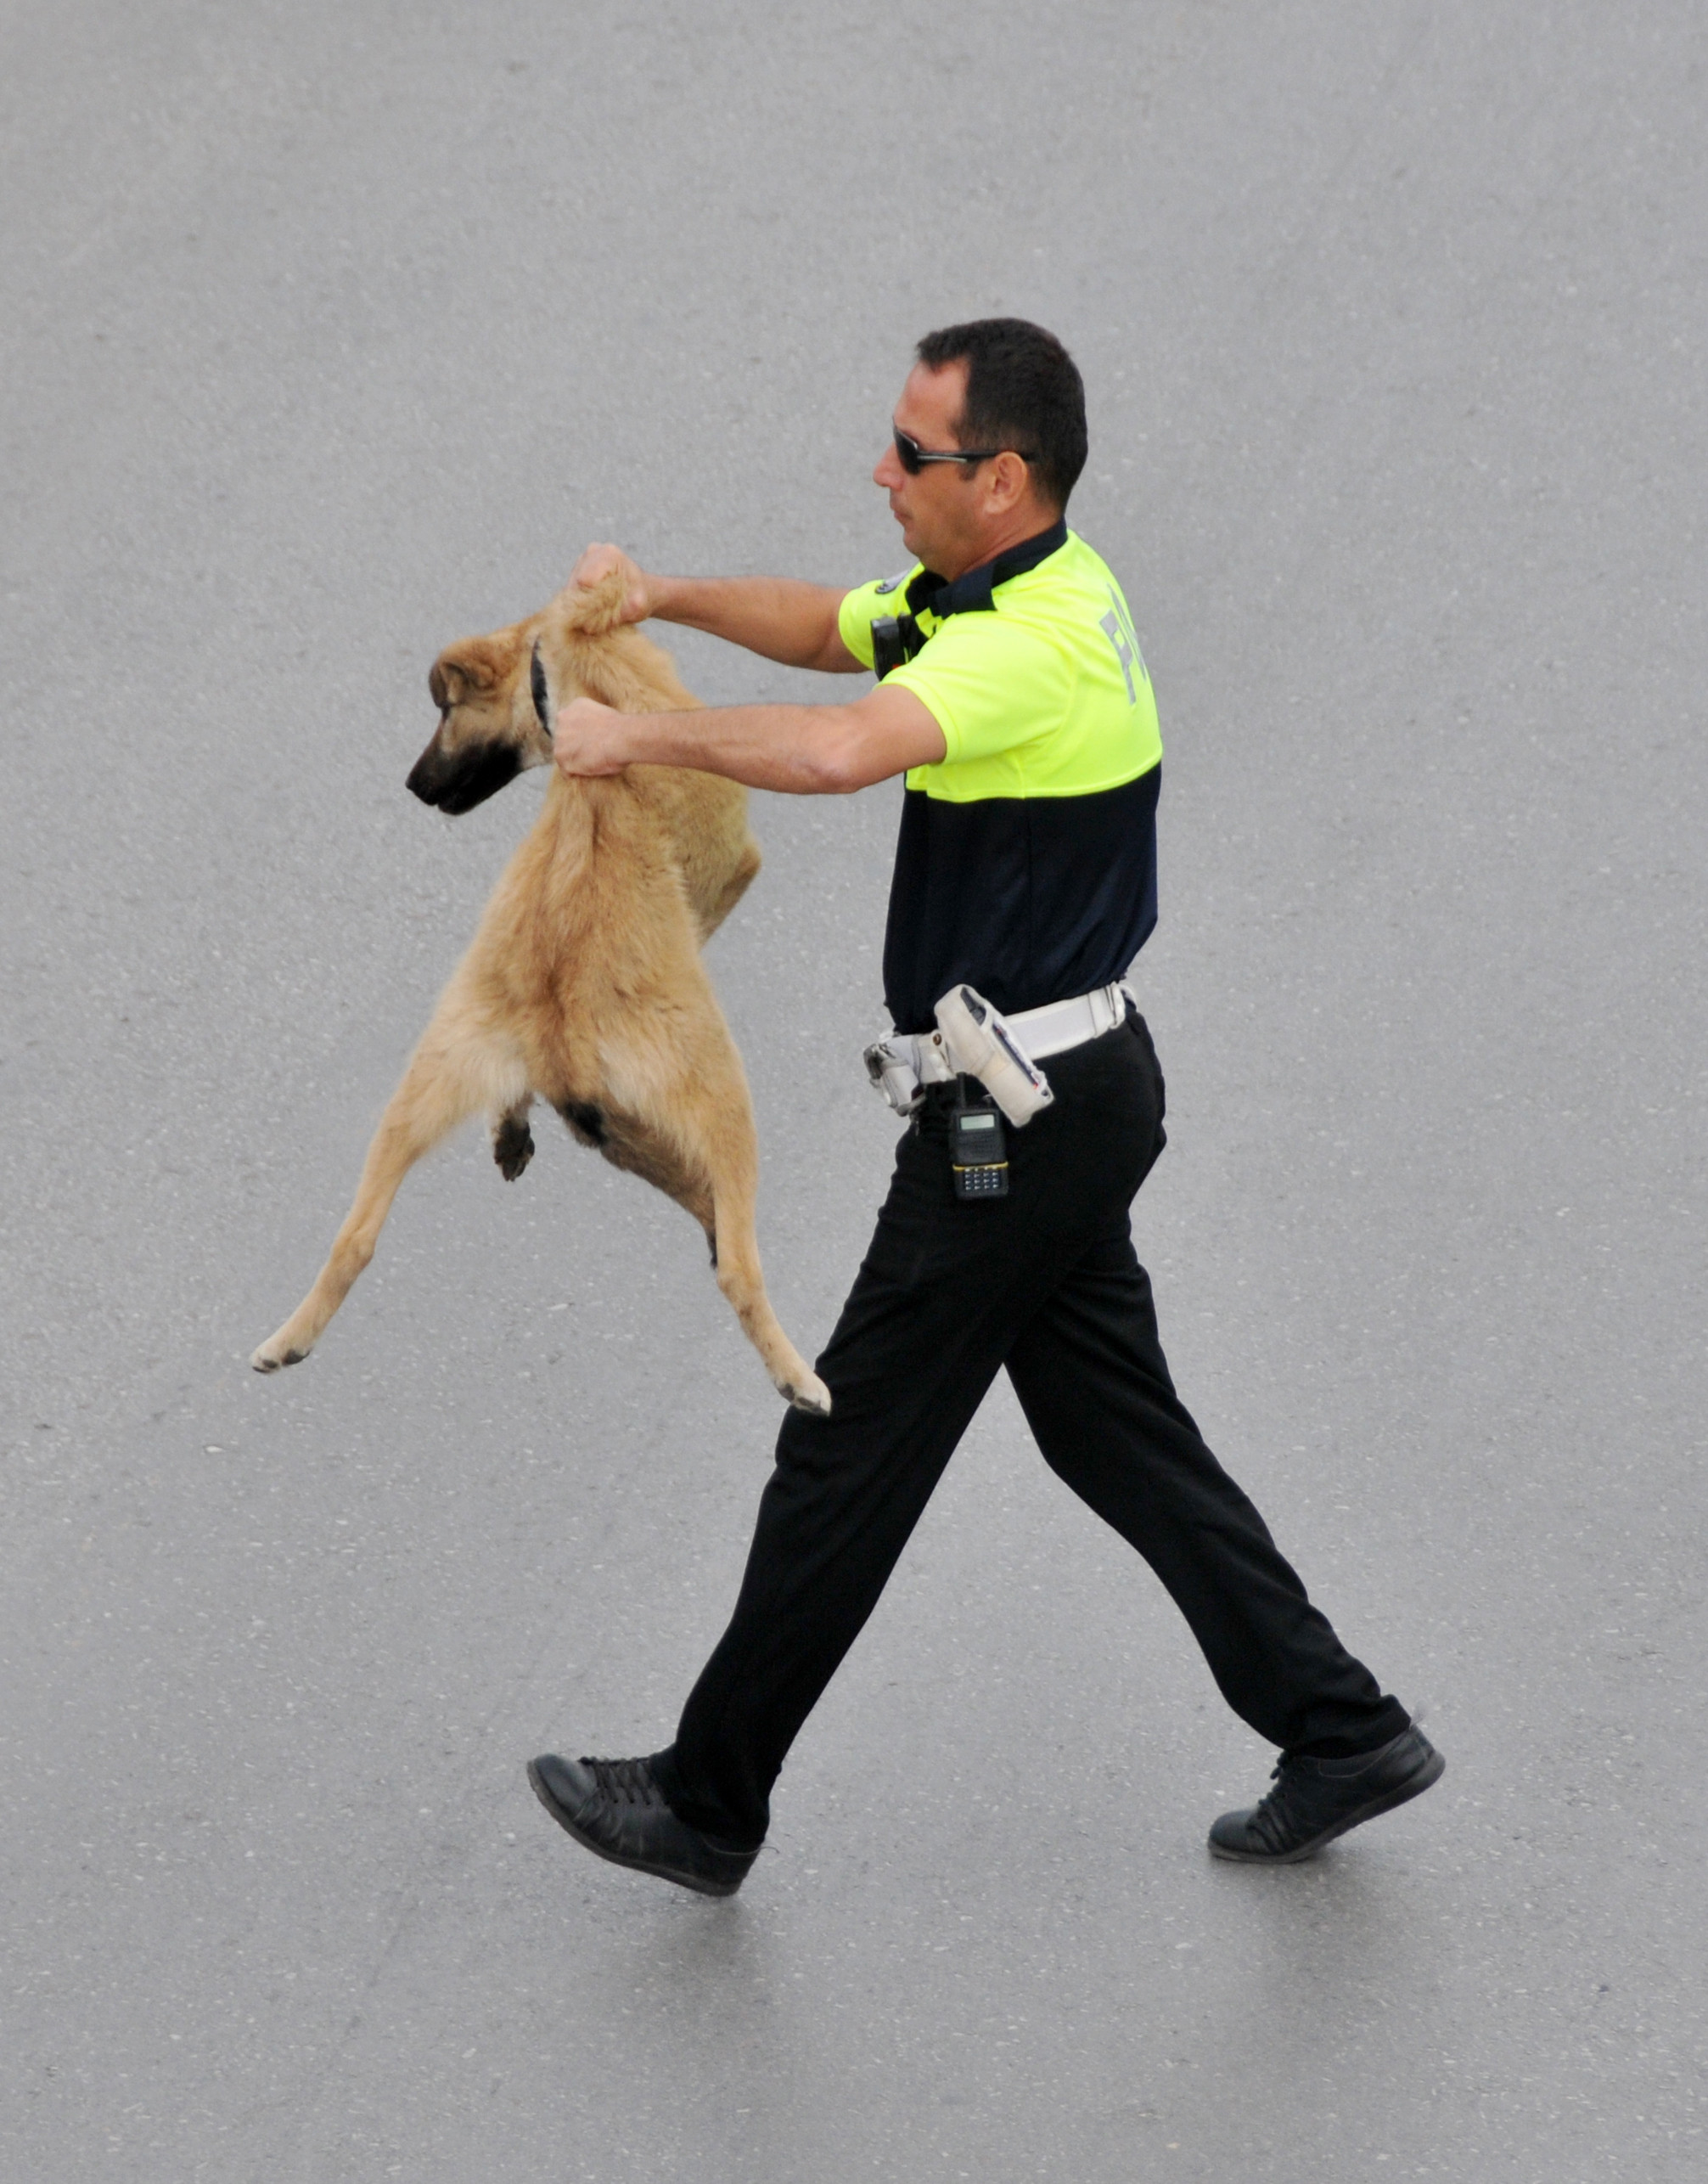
top-left (567, 543), bottom-right (653, 626)
top-left (561, 556), bottom-right (858, 673)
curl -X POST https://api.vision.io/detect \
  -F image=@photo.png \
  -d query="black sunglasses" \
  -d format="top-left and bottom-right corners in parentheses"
top-left (893, 425), bottom-right (1032, 475)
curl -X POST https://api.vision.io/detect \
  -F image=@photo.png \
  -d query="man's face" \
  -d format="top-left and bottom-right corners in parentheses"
top-left (873, 359), bottom-right (992, 576)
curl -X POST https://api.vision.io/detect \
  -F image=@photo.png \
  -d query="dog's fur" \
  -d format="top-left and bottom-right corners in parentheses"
top-left (250, 572), bottom-right (829, 1414)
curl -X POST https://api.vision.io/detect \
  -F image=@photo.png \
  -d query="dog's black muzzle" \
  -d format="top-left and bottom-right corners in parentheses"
top-left (406, 738), bottom-right (522, 814)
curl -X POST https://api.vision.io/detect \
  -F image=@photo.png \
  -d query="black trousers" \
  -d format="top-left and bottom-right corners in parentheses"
top-left (652, 1013), bottom-right (1407, 1849)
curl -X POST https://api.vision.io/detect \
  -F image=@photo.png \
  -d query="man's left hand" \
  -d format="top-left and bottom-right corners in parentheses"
top-left (554, 696), bottom-right (633, 778)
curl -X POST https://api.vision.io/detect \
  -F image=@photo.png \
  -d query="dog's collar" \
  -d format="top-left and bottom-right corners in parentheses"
top-left (530, 642), bottom-right (551, 737)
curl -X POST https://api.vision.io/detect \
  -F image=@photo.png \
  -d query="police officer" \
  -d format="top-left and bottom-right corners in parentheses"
top-left (531, 318), bottom-right (1441, 1892)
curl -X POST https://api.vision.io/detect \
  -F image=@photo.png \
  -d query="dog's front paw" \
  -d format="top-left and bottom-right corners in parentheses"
top-left (493, 1117), bottom-right (535, 1181)
top-left (250, 1334), bottom-right (308, 1373)
top-left (782, 1372), bottom-right (832, 1418)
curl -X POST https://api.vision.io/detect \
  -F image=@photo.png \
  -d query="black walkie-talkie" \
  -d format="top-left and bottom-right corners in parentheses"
top-left (950, 1099), bottom-right (1009, 1199)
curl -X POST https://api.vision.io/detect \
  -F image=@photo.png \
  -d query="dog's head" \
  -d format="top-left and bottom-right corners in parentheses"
top-left (407, 572), bottom-right (663, 814)
top-left (407, 625), bottom-right (548, 814)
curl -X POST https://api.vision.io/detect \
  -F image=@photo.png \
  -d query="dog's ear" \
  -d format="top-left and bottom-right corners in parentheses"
top-left (429, 632), bottom-right (521, 709)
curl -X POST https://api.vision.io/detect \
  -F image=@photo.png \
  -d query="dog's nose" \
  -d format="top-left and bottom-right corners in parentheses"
top-left (405, 737), bottom-right (523, 815)
top-left (406, 751), bottom-right (442, 805)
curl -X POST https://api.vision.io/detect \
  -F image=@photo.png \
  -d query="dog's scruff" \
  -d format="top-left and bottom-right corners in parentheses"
top-left (251, 571), bottom-right (829, 1415)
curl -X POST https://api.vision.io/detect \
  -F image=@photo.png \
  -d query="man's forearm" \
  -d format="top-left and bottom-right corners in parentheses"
top-left (558, 683), bottom-right (946, 796)
top-left (647, 575), bottom-right (860, 673)
top-left (614, 702), bottom-right (871, 792)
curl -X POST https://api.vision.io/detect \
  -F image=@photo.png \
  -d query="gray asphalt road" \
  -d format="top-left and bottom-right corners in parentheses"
top-left (3, 3), bottom-right (1704, 2178)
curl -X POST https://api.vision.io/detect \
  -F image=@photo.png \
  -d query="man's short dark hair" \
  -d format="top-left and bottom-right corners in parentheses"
top-left (915, 318), bottom-right (1087, 512)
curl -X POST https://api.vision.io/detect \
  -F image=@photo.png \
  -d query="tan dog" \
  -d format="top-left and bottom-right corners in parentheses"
top-left (250, 573), bottom-right (829, 1414)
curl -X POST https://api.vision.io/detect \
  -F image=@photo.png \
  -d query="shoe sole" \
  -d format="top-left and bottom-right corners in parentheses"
top-left (525, 1759), bottom-right (746, 1898)
top-left (1208, 1748), bottom-right (1447, 1864)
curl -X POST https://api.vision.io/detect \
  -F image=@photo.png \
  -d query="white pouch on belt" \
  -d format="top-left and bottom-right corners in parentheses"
top-left (933, 985), bottom-right (1055, 1126)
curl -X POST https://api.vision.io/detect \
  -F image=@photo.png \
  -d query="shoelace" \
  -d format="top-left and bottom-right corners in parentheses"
top-left (1247, 1754), bottom-right (1334, 1855)
top-left (582, 1755), bottom-right (663, 1808)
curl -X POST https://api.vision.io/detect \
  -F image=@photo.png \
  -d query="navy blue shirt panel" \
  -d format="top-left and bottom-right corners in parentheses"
top-left (882, 763), bottom-right (1161, 1033)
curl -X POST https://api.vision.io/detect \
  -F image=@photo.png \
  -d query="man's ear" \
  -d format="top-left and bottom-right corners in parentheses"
top-left (982, 449), bottom-right (1034, 515)
top-left (428, 631), bottom-right (521, 706)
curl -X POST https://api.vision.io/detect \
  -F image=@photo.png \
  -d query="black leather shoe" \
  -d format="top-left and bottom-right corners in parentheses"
top-left (1209, 1725), bottom-right (1445, 1862)
top-left (526, 1752), bottom-right (759, 1897)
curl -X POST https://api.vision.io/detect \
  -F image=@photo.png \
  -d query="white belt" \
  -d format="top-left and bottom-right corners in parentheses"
top-left (1003, 979), bottom-right (1132, 1057)
top-left (867, 980), bottom-right (1131, 1097)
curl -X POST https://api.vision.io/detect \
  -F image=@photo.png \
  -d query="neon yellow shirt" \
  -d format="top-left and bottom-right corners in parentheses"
top-left (835, 521), bottom-right (1166, 1033)
top-left (837, 526), bottom-right (1162, 801)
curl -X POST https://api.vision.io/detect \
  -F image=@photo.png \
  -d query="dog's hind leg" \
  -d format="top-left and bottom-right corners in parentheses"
top-left (492, 1094), bottom-right (535, 1181)
top-left (711, 1172), bottom-right (831, 1416)
top-left (601, 1005), bottom-right (830, 1418)
top-left (695, 836), bottom-right (761, 943)
top-left (251, 996), bottom-right (524, 1371)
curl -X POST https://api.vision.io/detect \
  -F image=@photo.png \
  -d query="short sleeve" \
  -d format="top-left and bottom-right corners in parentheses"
top-left (837, 569), bottom-right (921, 672)
top-left (886, 612), bottom-right (1075, 767)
